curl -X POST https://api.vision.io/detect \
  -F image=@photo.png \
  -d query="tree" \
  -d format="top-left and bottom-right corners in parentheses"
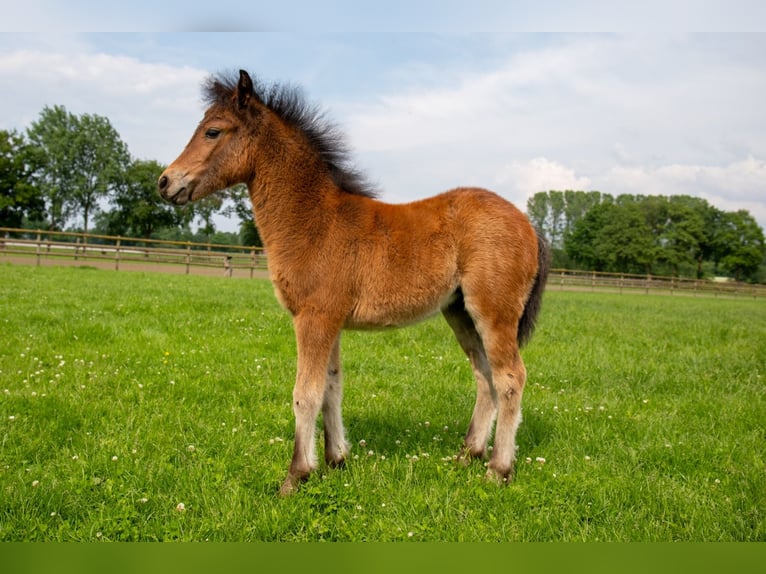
top-left (97, 159), bottom-right (182, 238)
top-left (26, 106), bottom-right (76, 230)
top-left (526, 190), bottom-right (610, 247)
top-left (220, 184), bottom-right (262, 247)
top-left (0, 129), bottom-right (45, 228)
top-left (69, 113), bottom-right (130, 233)
top-left (717, 210), bottom-right (765, 282)
top-left (525, 191), bottom-right (548, 236)
top-left (566, 201), bottom-right (656, 273)
top-left (26, 106), bottom-right (129, 232)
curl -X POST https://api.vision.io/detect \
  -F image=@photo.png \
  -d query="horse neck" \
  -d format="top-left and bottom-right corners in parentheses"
top-left (246, 118), bottom-right (336, 252)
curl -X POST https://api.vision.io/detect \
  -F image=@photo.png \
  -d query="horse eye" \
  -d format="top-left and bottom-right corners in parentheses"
top-left (205, 128), bottom-right (222, 139)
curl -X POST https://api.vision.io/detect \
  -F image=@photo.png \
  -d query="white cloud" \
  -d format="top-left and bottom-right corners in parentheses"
top-left (495, 157), bottom-right (593, 204)
top-left (0, 48), bottom-right (206, 162)
top-left (600, 156), bottom-right (766, 223)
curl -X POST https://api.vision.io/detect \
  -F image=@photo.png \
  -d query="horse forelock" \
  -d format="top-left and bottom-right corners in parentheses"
top-left (202, 71), bottom-right (378, 199)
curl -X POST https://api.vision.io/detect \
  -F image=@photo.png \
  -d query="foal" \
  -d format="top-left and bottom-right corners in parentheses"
top-left (159, 70), bottom-right (550, 495)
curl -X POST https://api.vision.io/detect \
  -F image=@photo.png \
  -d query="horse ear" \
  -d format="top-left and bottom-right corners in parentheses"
top-left (237, 70), bottom-right (255, 111)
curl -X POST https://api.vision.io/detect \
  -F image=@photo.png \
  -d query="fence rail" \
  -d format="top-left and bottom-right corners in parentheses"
top-left (0, 227), bottom-right (268, 279)
top-left (2, 227), bottom-right (764, 298)
top-left (547, 268), bottom-right (766, 299)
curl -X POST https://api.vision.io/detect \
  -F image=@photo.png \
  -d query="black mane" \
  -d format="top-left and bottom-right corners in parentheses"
top-left (203, 71), bottom-right (378, 199)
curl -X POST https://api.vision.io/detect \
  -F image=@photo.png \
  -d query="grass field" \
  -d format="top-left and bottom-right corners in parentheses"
top-left (0, 264), bottom-right (764, 541)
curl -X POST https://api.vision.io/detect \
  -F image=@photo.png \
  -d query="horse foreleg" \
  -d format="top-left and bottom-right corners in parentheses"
top-left (322, 335), bottom-right (350, 467)
top-left (280, 314), bottom-right (341, 496)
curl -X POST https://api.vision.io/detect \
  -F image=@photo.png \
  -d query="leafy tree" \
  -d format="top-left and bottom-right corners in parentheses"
top-left (97, 159), bottom-right (182, 238)
top-left (0, 129), bottom-right (45, 228)
top-left (525, 191), bottom-right (548, 236)
top-left (566, 201), bottom-right (656, 273)
top-left (26, 105), bottom-right (129, 232)
top-left (26, 105), bottom-right (76, 230)
top-left (600, 202), bottom-right (657, 273)
top-left (69, 113), bottom-right (130, 233)
top-left (565, 201), bottom-right (612, 270)
top-left (717, 210), bottom-right (765, 281)
top-left (526, 190), bottom-right (610, 247)
top-left (220, 184), bottom-right (262, 247)
top-left (192, 195), bottom-right (224, 242)
top-left (634, 195), bottom-right (706, 276)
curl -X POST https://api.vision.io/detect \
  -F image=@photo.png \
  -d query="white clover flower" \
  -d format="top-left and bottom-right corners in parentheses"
top-left (359, 439), bottom-right (366, 447)
top-left (31, 480), bottom-right (40, 487)
top-left (175, 502), bottom-right (186, 512)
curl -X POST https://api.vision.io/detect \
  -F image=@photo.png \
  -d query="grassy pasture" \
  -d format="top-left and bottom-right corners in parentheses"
top-left (0, 264), bottom-right (764, 541)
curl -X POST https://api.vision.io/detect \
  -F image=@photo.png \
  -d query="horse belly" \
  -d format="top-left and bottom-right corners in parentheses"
top-left (345, 283), bottom-right (459, 330)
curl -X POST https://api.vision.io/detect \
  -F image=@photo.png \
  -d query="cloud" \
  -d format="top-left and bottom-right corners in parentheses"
top-left (601, 156), bottom-right (766, 223)
top-left (340, 35), bottom-right (766, 227)
top-left (0, 48), bottom-right (206, 162)
top-left (495, 157), bottom-right (593, 203)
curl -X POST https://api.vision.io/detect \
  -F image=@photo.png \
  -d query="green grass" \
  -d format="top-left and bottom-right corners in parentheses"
top-left (0, 264), bottom-right (764, 541)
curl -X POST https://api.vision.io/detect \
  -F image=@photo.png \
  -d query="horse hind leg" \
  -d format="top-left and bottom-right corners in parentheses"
top-left (483, 334), bottom-right (526, 483)
top-left (457, 285), bottom-right (528, 483)
top-left (322, 335), bottom-right (350, 467)
top-left (442, 299), bottom-right (497, 462)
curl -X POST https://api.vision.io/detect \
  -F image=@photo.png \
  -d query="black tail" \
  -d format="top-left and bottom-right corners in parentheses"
top-left (517, 228), bottom-right (550, 347)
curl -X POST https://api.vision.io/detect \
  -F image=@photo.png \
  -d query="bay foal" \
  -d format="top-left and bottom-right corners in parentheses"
top-left (159, 70), bottom-right (550, 495)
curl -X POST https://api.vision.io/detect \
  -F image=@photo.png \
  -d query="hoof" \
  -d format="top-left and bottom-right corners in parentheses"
top-left (278, 471), bottom-right (309, 496)
top-left (457, 445), bottom-right (485, 466)
top-left (324, 442), bottom-right (350, 468)
top-left (326, 456), bottom-right (347, 469)
top-left (485, 462), bottom-right (514, 485)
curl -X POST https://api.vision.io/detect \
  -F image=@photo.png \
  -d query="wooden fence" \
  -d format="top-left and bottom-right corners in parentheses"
top-left (547, 268), bottom-right (766, 299)
top-left (0, 227), bottom-right (268, 279)
top-left (2, 227), bottom-right (764, 298)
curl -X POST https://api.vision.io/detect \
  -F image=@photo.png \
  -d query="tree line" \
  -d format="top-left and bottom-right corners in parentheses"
top-left (0, 105), bottom-right (261, 246)
top-left (527, 190), bottom-right (766, 282)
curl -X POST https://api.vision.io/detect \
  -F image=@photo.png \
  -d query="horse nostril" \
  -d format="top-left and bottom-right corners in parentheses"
top-left (158, 175), bottom-right (168, 191)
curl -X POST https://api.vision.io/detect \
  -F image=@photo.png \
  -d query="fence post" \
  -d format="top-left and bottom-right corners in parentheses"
top-left (35, 232), bottom-right (41, 266)
top-left (645, 274), bottom-right (651, 295)
top-left (115, 237), bottom-right (121, 271)
top-left (185, 242), bottom-right (191, 275)
top-left (619, 273), bottom-right (624, 295)
top-left (250, 247), bottom-right (256, 279)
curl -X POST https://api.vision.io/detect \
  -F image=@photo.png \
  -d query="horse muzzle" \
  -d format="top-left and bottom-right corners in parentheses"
top-left (158, 171), bottom-right (195, 205)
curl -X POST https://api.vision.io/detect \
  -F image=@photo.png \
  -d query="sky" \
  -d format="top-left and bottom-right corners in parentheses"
top-left (1, 2), bottom-right (765, 231)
